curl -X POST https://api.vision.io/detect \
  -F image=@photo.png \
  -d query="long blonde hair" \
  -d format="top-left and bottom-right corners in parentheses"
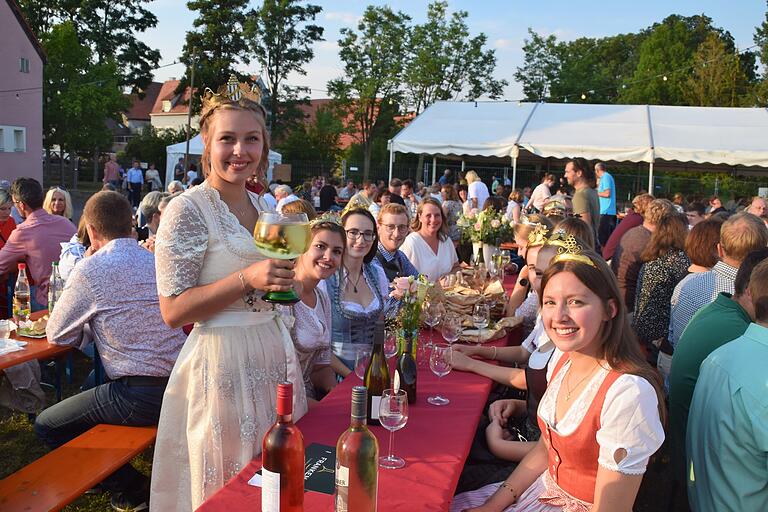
top-left (199, 99), bottom-right (270, 187)
top-left (43, 187), bottom-right (73, 219)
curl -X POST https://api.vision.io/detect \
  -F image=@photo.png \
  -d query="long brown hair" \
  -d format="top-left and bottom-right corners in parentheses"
top-left (641, 213), bottom-right (688, 262)
top-left (540, 252), bottom-right (667, 424)
top-left (199, 99), bottom-right (270, 186)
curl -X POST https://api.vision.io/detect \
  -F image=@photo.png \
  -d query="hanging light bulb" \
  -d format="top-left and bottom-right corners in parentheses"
top-left (662, 75), bottom-right (668, 81)
top-left (581, 93), bottom-right (587, 100)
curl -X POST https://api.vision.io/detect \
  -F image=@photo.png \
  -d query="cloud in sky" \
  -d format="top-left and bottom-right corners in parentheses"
top-left (493, 38), bottom-right (516, 50)
top-left (324, 11), bottom-right (360, 25)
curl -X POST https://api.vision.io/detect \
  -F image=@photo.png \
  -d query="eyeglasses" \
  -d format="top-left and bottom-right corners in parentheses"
top-left (346, 229), bottom-right (375, 242)
top-left (381, 223), bottom-right (408, 233)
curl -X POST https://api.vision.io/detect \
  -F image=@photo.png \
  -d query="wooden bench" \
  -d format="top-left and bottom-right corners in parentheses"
top-left (0, 424), bottom-right (157, 512)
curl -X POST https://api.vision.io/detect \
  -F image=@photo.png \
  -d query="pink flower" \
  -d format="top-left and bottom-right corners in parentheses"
top-left (491, 219), bottom-right (501, 228)
top-left (389, 276), bottom-right (412, 300)
top-left (474, 222), bottom-right (482, 230)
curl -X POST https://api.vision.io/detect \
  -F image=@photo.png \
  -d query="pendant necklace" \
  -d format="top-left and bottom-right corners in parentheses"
top-left (346, 267), bottom-right (362, 293)
top-left (564, 361), bottom-right (600, 401)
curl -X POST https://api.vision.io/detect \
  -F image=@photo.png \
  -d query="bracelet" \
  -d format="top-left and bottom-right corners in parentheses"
top-left (499, 482), bottom-right (518, 502)
top-left (489, 346), bottom-right (497, 360)
top-left (237, 271), bottom-right (248, 294)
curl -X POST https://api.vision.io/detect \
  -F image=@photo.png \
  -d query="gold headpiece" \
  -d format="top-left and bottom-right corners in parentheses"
top-left (201, 74), bottom-right (265, 114)
top-left (527, 223), bottom-right (550, 247)
top-left (546, 230), bottom-right (596, 267)
top-left (310, 211), bottom-right (342, 228)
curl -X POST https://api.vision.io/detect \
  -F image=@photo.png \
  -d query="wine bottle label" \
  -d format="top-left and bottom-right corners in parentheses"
top-left (371, 396), bottom-right (382, 420)
top-left (334, 463), bottom-right (349, 512)
top-left (261, 467), bottom-right (280, 511)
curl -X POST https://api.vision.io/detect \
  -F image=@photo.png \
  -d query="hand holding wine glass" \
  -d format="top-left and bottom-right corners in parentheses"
top-left (253, 212), bottom-right (311, 303)
top-left (378, 389), bottom-right (409, 469)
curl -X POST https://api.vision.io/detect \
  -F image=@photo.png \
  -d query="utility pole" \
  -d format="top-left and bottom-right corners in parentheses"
top-left (184, 48), bottom-right (197, 176)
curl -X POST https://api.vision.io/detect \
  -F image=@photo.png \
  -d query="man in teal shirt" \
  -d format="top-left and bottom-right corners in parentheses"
top-left (668, 248), bottom-right (768, 500)
top-left (686, 258), bottom-right (768, 512)
top-left (595, 162), bottom-right (616, 247)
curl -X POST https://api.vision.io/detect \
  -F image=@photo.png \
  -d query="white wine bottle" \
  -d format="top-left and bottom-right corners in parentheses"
top-left (334, 386), bottom-right (378, 512)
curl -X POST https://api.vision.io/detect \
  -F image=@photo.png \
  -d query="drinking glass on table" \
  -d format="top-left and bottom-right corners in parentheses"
top-left (378, 389), bottom-right (409, 469)
top-left (384, 328), bottom-right (398, 360)
top-left (427, 343), bottom-right (452, 406)
top-left (422, 300), bottom-right (444, 347)
top-left (440, 314), bottom-right (462, 345)
top-left (472, 302), bottom-right (490, 345)
top-left (0, 319), bottom-right (11, 339)
top-left (354, 347), bottom-right (371, 379)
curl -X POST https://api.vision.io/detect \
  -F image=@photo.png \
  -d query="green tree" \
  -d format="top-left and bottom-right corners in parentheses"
top-left (514, 28), bottom-right (560, 101)
top-left (245, 0), bottom-right (324, 139)
top-left (403, 1), bottom-right (507, 114)
top-left (20, 0), bottom-right (161, 93)
top-left (619, 15), bottom-right (726, 105)
top-left (42, 22), bottom-right (128, 166)
top-left (278, 105), bottom-right (344, 172)
top-left (754, 1), bottom-right (768, 105)
top-left (327, 5), bottom-right (410, 178)
top-left (683, 33), bottom-right (748, 106)
top-left (178, 0), bottom-right (251, 113)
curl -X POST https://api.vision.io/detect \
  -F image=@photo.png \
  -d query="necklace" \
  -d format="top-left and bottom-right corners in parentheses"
top-left (563, 361), bottom-right (600, 401)
top-left (345, 266), bottom-right (363, 293)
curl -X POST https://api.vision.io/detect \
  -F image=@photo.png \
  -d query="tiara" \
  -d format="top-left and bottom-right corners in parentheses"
top-left (546, 230), bottom-right (596, 267)
top-left (310, 211), bottom-right (342, 228)
top-left (527, 223), bottom-right (550, 247)
top-left (201, 74), bottom-right (265, 114)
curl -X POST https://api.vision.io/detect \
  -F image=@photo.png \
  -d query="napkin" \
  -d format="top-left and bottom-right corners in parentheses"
top-left (0, 338), bottom-right (27, 356)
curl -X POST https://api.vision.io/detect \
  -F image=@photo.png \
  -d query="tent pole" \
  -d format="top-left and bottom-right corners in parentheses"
top-left (512, 156), bottom-right (518, 191)
top-left (648, 161), bottom-right (654, 193)
top-left (432, 156), bottom-right (437, 185)
top-left (388, 143), bottom-right (394, 184)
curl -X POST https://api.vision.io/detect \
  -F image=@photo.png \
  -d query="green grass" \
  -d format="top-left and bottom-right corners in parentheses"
top-left (0, 353), bottom-right (153, 512)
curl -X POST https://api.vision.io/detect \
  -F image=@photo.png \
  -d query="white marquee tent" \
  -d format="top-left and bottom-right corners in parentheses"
top-left (165, 134), bottom-right (282, 186)
top-left (387, 101), bottom-right (768, 190)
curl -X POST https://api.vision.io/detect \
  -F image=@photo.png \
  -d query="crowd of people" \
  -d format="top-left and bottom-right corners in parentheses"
top-left (1, 84), bottom-right (768, 512)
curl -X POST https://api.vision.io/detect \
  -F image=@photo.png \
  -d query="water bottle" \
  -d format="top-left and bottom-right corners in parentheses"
top-left (47, 261), bottom-right (62, 312)
top-left (13, 263), bottom-right (31, 325)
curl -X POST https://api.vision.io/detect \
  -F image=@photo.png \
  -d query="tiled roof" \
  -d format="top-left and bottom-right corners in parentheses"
top-left (126, 81), bottom-right (163, 120)
top-left (150, 79), bottom-right (193, 116)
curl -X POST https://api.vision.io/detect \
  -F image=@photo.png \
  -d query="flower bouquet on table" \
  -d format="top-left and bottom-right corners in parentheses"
top-left (456, 208), bottom-right (514, 245)
top-left (389, 275), bottom-right (434, 354)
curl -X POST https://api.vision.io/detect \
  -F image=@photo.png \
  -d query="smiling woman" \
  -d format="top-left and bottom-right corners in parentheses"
top-left (150, 79), bottom-right (309, 510)
top-left (453, 248), bottom-right (666, 512)
top-left (400, 198), bottom-right (459, 282)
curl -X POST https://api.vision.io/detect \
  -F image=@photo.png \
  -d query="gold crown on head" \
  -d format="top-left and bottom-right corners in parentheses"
top-left (310, 211), bottom-right (342, 228)
top-left (546, 230), bottom-right (596, 267)
top-left (527, 223), bottom-right (550, 247)
top-left (201, 74), bottom-right (265, 113)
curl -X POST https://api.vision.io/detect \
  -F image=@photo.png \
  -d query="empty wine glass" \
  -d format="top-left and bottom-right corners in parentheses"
top-left (422, 300), bottom-right (445, 348)
top-left (473, 302), bottom-right (490, 345)
top-left (354, 347), bottom-right (371, 379)
top-left (428, 343), bottom-right (452, 406)
top-left (379, 388), bottom-right (409, 469)
top-left (0, 319), bottom-right (11, 339)
top-left (384, 329), bottom-right (398, 360)
top-left (441, 314), bottom-right (462, 345)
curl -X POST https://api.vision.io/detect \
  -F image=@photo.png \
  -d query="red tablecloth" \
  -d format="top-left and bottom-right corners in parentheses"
top-left (199, 335), bottom-right (514, 512)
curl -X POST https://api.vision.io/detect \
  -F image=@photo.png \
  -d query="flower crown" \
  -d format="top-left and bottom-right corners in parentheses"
top-left (545, 230), bottom-right (596, 267)
top-left (201, 74), bottom-right (266, 116)
top-left (310, 211), bottom-right (342, 228)
top-left (527, 223), bottom-right (550, 247)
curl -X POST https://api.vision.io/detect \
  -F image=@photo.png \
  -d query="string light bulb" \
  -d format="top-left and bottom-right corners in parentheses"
top-left (662, 75), bottom-right (668, 81)
top-left (580, 93), bottom-right (587, 100)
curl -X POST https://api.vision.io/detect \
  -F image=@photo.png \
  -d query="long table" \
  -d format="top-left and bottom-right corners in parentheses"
top-left (0, 311), bottom-right (70, 372)
top-left (199, 328), bottom-right (521, 512)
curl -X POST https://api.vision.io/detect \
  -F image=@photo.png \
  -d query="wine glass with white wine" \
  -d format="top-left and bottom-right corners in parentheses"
top-left (253, 212), bottom-right (311, 303)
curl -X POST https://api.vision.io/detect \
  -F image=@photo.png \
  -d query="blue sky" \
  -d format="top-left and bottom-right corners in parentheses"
top-left (145, 0), bottom-right (766, 99)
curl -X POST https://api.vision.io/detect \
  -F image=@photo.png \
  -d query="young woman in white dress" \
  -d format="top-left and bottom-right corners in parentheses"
top-left (452, 245), bottom-right (665, 512)
top-left (400, 198), bottom-right (460, 282)
top-left (150, 87), bottom-right (308, 510)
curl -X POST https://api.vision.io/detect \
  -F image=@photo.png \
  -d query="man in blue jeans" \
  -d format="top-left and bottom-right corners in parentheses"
top-left (35, 191), bottom-right (186, 511)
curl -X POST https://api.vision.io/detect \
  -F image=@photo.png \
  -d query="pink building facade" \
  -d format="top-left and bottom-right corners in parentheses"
top-left (0, 0), bottom-right (45, 184)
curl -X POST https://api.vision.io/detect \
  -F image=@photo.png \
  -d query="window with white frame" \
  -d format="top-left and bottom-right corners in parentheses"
top-left (14, 129), bottom-right (26, 152)
top-left (19, 57), bottom-right (30, 73)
